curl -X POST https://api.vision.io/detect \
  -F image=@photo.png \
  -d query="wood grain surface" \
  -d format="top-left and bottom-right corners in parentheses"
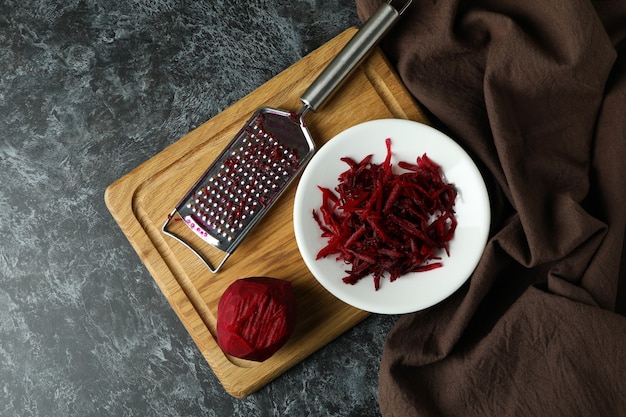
top-left (105, 28), bottom-right (428, 398)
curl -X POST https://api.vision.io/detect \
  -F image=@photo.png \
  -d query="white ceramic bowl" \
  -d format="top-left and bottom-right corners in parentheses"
top-left (293, 119), bottom-right (490, 314)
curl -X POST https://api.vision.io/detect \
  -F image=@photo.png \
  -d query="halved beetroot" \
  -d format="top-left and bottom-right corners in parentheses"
top-left (216, 277), bottom-right (297, 362)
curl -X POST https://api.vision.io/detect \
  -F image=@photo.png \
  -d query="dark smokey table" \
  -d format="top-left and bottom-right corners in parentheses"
top-left (0, 1), bottom-right (399, 416)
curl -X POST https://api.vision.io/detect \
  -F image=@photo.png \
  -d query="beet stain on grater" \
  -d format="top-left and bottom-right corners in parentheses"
top-left (163, 108), bottom-right (312, 273)
top-left (162, 0), bottom-right (412, 273)
top-left (179, 111), bottom-right (304, 249)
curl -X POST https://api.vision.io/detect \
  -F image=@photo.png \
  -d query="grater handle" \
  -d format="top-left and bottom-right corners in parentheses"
top-left (162, 209), bottom-right (231, 274)
top-left (299, 0), bottom-right (412, 113)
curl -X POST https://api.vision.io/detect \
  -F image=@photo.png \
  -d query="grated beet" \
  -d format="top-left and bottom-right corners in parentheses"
top-left (313, 138), bottom-right (457, 290)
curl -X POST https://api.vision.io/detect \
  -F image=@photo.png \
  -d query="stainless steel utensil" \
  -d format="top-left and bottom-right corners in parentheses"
top-left (163, 0), bottom-right (412, 273)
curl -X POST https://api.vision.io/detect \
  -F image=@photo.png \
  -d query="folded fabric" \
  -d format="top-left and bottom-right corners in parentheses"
top-left (355, 0), bottom-right (626, 415)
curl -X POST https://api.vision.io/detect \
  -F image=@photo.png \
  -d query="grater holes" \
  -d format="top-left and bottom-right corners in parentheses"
top-left (182, 125), bottom-right (302, 244)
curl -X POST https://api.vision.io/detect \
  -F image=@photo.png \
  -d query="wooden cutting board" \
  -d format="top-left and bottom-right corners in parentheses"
top-left (105, 28), bottom-right (428, 398)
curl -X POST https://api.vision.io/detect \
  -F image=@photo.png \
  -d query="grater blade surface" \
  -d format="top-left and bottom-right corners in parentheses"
top-left (163, 107), bottom-right (315, 272)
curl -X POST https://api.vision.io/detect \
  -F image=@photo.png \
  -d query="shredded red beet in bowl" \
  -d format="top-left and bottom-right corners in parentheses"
top-left (294, 119), bottom-right (490, 314)
top-left (313, 138), bottom-right (457, 290)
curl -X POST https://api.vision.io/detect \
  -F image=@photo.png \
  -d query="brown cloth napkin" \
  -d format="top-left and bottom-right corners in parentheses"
top-left (356, 0), bottom-right (626, 415)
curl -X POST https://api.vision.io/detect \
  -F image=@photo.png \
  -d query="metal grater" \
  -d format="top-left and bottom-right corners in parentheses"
top-left (162, 0), bottom-right (412, 273)
top-left (180, 115), bottom-right (300, 248)
top-left (163, 107), bottom-right (314, 273)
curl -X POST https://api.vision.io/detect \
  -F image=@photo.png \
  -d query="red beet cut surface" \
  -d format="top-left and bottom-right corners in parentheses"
top-left (217, 277), bottom-right (297, 362)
